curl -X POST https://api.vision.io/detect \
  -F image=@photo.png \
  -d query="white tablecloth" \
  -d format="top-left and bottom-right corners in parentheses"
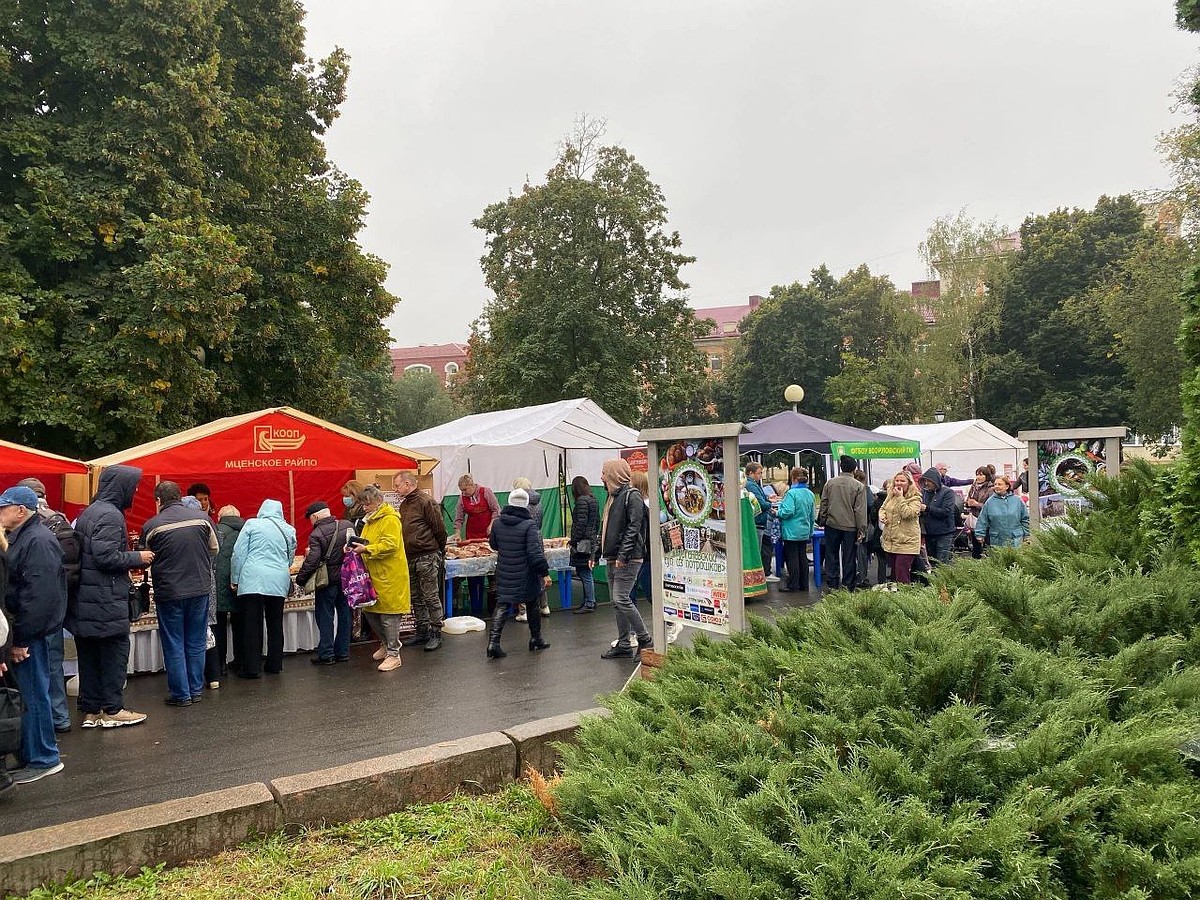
top-left (128, 607), bottom-right (319, 673)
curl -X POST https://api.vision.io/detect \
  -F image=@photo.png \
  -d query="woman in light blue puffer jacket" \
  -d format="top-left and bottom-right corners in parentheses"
top-left (231, 499), bottom-right (296, 678)
top-left (974, 475), bottom-right (1029, 549)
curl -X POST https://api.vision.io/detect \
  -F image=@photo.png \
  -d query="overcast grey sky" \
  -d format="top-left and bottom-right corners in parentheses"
top-left (300, 1), bottom-right (1197, 346)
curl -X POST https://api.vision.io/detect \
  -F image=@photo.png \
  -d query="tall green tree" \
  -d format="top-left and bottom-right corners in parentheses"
top-left (977, 196), bottom-right (1146, 434)
top-left (0, 0), bottom-right (395, 455)
top-left (918, 211), bottom-right (1012, 419)
top-left (390, 371), bottom-right (464, 438)
top-left (718, 268), bottom-right (842, 422)
top-left (1093, 232), bottom-right (1192, 443)
top-left (466, 131), bottom-right (710, 427)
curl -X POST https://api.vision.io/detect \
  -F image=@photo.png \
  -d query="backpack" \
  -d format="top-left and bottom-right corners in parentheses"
top-left (43, 511), bottom-right (81, 604)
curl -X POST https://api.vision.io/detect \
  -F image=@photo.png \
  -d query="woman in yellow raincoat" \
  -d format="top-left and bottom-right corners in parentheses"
top-left (352, 485), bottom-right (411, 672)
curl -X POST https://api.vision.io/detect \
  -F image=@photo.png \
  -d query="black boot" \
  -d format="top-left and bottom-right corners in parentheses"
top-left (528, 609), bottom-right (550, 651)
top-left (424, 629), bottom-right (443, 652)
top-left (402, 628), bottom-right (429, 648)
top-left (486, 606), bottom-right (507, 659)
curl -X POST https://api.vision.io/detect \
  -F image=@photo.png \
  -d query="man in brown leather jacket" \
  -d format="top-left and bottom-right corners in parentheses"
top-left (392, 471), bottom-right (449, 652)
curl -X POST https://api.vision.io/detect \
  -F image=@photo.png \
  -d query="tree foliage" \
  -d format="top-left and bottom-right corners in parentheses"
top-left (465, 132), bottom-right (710, 428)
top-left (391, 370), bottom-right (464, 438)
top-left (0, 0), bottom-right (395, 454)
top-left (720, 266), bottom-right (922, 424)
top-left (977, 196), bottom-right (1147, 434)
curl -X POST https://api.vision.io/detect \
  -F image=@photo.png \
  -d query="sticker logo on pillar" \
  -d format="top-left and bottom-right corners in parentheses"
top-left (254, 425), bottom-right (307, 453)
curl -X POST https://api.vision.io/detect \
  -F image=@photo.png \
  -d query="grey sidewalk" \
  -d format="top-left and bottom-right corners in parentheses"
top-left (0, 583), bottom-right (819, 835)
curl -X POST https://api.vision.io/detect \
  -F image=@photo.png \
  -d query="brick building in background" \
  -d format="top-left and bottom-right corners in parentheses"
top-left (692, 294), bottom-right (764, 375)
top-left (388, 342), bottom-right (469, 386)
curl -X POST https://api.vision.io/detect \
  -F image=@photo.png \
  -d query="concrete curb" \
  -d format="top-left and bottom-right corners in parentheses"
top-left (0, 783), bottom-right (279, 897)
top-left (270, 731), bottom-right (516, 830)
top-left (0, 709), bottom-right (610, 896)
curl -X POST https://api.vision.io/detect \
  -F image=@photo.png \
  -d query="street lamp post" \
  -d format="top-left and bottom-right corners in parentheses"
top-left (784, 384), bottom-right (805, 413)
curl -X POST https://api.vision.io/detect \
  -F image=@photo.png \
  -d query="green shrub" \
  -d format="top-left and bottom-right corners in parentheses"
top-left (554, 463), bottom-right (1200, 899)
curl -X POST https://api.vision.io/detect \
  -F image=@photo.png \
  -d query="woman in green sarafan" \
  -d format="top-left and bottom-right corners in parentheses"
top-left (740, 474), bottom-right (768, 601)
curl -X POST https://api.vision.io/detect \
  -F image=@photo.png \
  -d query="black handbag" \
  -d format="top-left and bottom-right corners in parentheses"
top-left (0, 686), bottom-right (22, 756)
top-left (128, 577), bottom-right (151, 622)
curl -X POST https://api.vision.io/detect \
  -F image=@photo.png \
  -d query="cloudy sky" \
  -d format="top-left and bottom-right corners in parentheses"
top-left (300, 1), bottom-right (1197, 346)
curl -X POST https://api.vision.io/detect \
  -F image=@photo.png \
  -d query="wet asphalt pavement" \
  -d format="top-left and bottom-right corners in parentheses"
top-left (1, 582), bottom-right (820, 835)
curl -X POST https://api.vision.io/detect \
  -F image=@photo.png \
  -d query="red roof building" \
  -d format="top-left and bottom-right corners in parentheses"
top-left (692, 295), bottom-right (764, 375)
top-left (389, 343), bottom-right (469, 385)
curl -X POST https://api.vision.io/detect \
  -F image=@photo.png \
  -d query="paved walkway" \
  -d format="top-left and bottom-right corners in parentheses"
top-left (0, 583), bottom-right (819, 834)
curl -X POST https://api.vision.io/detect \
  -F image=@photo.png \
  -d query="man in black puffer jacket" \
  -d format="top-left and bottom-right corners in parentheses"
top-left (485, 489), bottom-right (550, 659)
top-left (70, 466), bottom-right (155, 728)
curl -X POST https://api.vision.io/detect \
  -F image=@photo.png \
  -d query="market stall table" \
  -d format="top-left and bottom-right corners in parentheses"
top-left (128, 597), bottom-right (319, 673)
top-left (444, 544), bottom-right (574, 617)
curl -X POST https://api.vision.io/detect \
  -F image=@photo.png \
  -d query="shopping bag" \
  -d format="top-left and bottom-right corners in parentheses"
top-left (0, 687), bottom-right (23, 756)
top-left (341, 551), bottom-right (378, 609)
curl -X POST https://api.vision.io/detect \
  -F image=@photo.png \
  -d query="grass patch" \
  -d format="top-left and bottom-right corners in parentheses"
top-left (14, 785), bottom-right (598, 900)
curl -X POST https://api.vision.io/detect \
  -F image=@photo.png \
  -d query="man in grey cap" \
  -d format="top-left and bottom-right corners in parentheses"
top-left (0, 485), bottom-right (66, 783)
top-left (16, 477), bottom-right (77, 733)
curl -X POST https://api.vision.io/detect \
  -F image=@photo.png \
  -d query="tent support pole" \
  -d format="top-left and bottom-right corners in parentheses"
top-left (288, 471), bottom-right (296, 527)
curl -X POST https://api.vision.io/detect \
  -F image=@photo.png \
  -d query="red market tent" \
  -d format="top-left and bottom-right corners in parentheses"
top-left (0, 438), bottom-right (89, 515)
top-left (87, 408), bottom-right (438, 543)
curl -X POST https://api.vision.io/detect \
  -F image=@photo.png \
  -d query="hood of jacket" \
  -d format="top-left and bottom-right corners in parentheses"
top-left (499, 506), bottom-right (532, 525)
top-left (526, 490), bottom-right (541, 509)
top-left (218, 514), bottom-right (245, 531)
top-left (95, 465), bottom-right (143, 510)
top-left (257, 499), bottom-right (285, 520)
top-left (921, 468), bottom-right (943, 491)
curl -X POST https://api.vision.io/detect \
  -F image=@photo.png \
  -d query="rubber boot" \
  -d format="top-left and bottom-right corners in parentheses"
top-left (528, 608), bottom-right (550, 652)
top-left (486, 605), bottom-right (507, 659)
top-left (402, 627), bottom-right (428, 648)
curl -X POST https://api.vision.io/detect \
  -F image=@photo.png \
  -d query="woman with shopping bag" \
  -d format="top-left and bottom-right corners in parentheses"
top-left (350, 485), bottom-right (410, 672)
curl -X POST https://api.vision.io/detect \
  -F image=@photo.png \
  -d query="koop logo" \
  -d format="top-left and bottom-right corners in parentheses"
top-left (253, 425), bottom-right (307, 454)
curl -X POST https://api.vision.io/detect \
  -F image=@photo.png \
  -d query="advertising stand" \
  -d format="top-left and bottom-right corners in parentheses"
top-left (639, 423), bottom-right (747, 653)
top-left (1016, 426), bottom-right (1126, 532)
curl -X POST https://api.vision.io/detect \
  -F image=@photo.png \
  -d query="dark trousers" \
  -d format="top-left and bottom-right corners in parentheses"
top-left (238, 594), bottom-right (285, 676)
top-left (215, 610), bottom-right (233, 671)
top-left (756, 527), bottom-right (772, 576)
top-left (926, 532), bottom-right (954, 566)
top-left (823, 527), bottom-right (859, 590)
top-left (889, 553), bottom-right (916, 584)
top-left (314, 582), bottom-right (351, 660)
top-left (75, 633), bottom-right (130, 715)
top-left (783, 540), bottom-right (809, 591)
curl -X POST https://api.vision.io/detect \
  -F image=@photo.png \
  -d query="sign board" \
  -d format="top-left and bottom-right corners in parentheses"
top-left (639, 423), bottom-right (747, 650)
top-left (829, 439), bottom-right (920, 460)
top-left (1016, 427), bottom-right (1126, 532)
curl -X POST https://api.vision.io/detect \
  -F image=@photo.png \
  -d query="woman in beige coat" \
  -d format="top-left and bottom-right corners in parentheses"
top-left (878, 470), bottom-right (923, 584)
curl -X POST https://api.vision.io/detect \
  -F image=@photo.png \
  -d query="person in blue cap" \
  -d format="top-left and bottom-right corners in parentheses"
top-left (0, 485), bottom-right (67, 784)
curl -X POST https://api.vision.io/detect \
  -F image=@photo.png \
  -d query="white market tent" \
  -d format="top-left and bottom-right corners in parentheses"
top-left (873, 419), bottom-right (1025, 480)
top-left (393, 398), bottom-right (641, 500)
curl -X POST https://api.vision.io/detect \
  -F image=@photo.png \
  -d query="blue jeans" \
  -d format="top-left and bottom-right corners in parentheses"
top-left (156, 595), bottom-right (210, 700)
top-left (926, 532), bottom-right (954, 566)
top-left (574, 564), bottom-right (596, 608)
top-left (314, 582), bottom-right (351, 660)
top-left (47, 628), bottom-right (69, 729)
top-left (13, 635), bottom-right (60, 769)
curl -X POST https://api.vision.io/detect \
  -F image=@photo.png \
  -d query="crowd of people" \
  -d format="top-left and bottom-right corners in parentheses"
top-left (744, 455), bottom-right (1032, 593)
top-left (0, 456), bottom-right (653, 792)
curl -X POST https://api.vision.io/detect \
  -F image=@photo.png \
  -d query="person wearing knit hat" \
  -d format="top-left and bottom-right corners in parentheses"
top-left (484, 487), bottom-right (551, 658)
top-left (598, 458), bottom-right (653, 662)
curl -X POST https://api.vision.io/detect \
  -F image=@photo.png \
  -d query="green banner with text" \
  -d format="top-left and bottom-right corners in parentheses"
top-left (830, 440), bottom-right (920, 460)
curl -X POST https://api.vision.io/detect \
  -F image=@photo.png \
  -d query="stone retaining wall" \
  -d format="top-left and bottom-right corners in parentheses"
top-left (0, 707), bottom-right (609, 897)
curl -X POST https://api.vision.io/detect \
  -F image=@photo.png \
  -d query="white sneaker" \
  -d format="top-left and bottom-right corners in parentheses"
top-left (514, 612), bottom-right (528, 622)
top-left (372, 645), bottom-right (387, 661)
top-left (81, 713), bottom-right (101, 729)
top-left (765, 574), bottom-right (781, 583)
top-left (540, 604), bottom-right (551, 615)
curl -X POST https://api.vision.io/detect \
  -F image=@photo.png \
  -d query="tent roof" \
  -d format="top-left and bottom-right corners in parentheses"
top-left (873, 419), bottom-right (1024, 452)
top-left (0, 438), bottom-right (89, 476)
top-left (395, 398), bottom-right (639, 451)
top-left (89, 407), bottom-right (438, 474)
top-left (740, 410), bottom-right (895, 454)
